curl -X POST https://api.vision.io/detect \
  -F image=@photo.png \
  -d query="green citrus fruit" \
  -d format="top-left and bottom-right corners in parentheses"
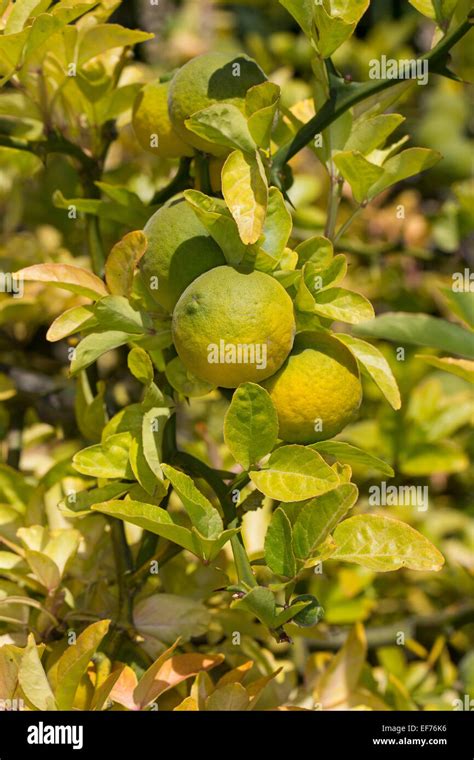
top-left (291, 595), bottom-right (324, 628)
top-left (168, 52), bottom-right (267, 156)
top-left (172, 266), bottom-right (296, 388)
top-left (263, 332), bottom-right (362, 444)
top-left (132, 79), bottom-right (194, 158)
top-left (140, 199), bottom-right (226, 313)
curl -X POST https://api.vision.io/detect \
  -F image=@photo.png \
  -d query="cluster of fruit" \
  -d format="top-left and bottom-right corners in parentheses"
top-left (133, 52), bottom-right (362, 445)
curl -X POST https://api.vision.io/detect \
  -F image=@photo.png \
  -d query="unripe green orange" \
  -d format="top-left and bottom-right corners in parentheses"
top-left (140, 199), bottom-right (225, 313)
top-left (168, 52), bottom-right (267, 156)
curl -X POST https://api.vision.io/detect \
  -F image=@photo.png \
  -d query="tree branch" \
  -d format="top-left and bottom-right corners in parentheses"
top-left (271, 12), bottom-right (474, 184)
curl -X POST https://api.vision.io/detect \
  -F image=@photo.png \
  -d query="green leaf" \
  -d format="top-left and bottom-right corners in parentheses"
top-left (313, 1), bottom-right (367, 58)
top-left (52, 620), bottom-right (110, 710)
top-left (53, 189), bottom-right (151, 228)
top-left (46, 305), bottom-right (96, 342)
top-left (184, 190), bottom-right (249, 267)
top-left (141, 407), bottom-right (168, 478)
top-left (250, 445), bottom-right (339, 502)
top-left (18, 635), bottom-right (57, 711)
top-left (70, 331), bottom-right (133, 375)
top-left (91, 500), bottom-right (199, 556)
top-left (353, 313), bottom-right (474, 359)
top-left (129, 432), bottom-right (166, 499)
top-left (77, 24), bottom-right (154, 66)
top-left (439, 288), bottom-right (474, 330)
top-left (311, 441), bottom-right (395, 477)
top-left (279, 0), bottom-right (313, 36)
top-left (24, 551), bottom-right (60, 591)
top-left (246, 82), bottom-right (280, 150)
top-left (368, 148), bottom-right (441, 199)
top-left (128, 347), bottom-right (154, 385)
top-left (292, 484), bottom-right (358, 561)
top-left (14, 263), bottom-right (108, 300)
top-left (260, 187), bottom-right (292, 262)
top-left (161, 465), bottom-right (222, 539)
top-left (232, 586), bottom-right (276, 628)
top-left (0, 29), bottom-right (29, 82)
top-left (105, 230), bottom-right (147, 297)
top-left (333, 151), bottom-right (384, 203)
top-left (312, 288), bottom-right (374, 324)
top-left (186, 104), bottom-right (256, 153)
top-left (264, 508), bottom-right (296, 577)
top-left (59, 483), bottom-right (129, 516)
top-left (165, 356), bottom-right (215, 398)
top-left (222, 150), bottom-right (268, 245)
top-left (192, 526), bottom-right (241, 563)
top-left (5, 0), bottom-right (46, 34)
top-left (408, 0), bottom-right (457, 24)
top-left (296, 235), bottom-right (334, 267)
top-left (73, 432), bottom-right (133, 479)
top-left (345, 114), bottom-right (405, 155)
top-left (336, 334), bottom-right (401, 410)
top-left (303, 255), bottom-right (348, 294)
top-left (94, 296), bottom-right (147, 334)
top-left (332, 515), bottom-right (445, 571)
top-left (224, 383), bottom-right (278, 470)
top-left (416, 356), bottom-right (474, 384)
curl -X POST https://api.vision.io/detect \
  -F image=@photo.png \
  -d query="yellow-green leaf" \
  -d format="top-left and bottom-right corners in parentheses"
top-left (332, 515), bottom-right (445, 571)
top-left (222, 150), bottom-right (268, 244)
top-left (250, 445), bottom-right (339, 502)
top-left (14, 263), bottom-right (108, 300)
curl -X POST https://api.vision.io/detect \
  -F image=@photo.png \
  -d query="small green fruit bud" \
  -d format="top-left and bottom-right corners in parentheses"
top-left (291, 594), bottom-right (324, 628)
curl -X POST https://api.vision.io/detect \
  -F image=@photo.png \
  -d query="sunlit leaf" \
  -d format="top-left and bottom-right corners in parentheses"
top-left (105, 231), bottom-right (147, 297)
top-left (332, 515), bottom-right (445, 571)
top-left (250, 445), bottom-right (339, 502)
top-left (14, 263), bottom-right (108, 300)
top-left (336, 334), bottom-right (401, 409)
top-left (222, 150), bottom-right (268, 245)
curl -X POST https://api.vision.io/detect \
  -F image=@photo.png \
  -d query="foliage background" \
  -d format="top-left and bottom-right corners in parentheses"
top-left (0, 0), bottom-right (473, 711)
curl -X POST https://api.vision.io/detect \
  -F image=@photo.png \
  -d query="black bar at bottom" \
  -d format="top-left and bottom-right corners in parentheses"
top-left (0, 710), bottom-right (472, 758)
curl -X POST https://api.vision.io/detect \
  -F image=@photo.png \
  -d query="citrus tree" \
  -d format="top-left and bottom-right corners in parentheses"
top-left (0, 0), bottom-right (473, 712)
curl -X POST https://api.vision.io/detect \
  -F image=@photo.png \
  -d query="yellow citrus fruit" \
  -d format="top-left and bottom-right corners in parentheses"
top-left (168, 52), bottom-right (267, 156)
top-left (172, 266), bottom-right (296, 388)
top-left (140, 198), bottom-right (226, 313)
top-left (132, 79), bottom-right (194, 158)
top-left (262, 332), bottom-right (362, 443)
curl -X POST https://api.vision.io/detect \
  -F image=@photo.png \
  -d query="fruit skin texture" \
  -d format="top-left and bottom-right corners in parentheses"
top-left (172, 266), bottom-right (296, 388)
top-left (168, 52), bottom-right (267, 155)
top-left (140, 199), bottom-right (226, 313)
top-left (263, 331), bottom-right (362, 444)
top-left (132, 79), bottom-right (194, 158)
